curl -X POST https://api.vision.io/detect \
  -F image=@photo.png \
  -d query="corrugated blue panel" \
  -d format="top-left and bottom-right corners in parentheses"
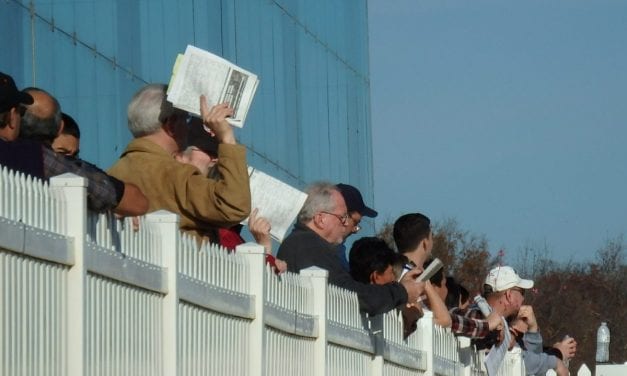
top-left (277, 9), bottom-right (302, 186)
top-left (1, 0), bottom-right (375, 232)
top-left (190, 1), bottom-right (224, 59)
top-left (0, 2), bottom-right (26, 84)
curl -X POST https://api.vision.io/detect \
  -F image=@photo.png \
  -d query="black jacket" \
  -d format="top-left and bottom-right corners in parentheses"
top-left (277, 223), bottom-right (408, 315)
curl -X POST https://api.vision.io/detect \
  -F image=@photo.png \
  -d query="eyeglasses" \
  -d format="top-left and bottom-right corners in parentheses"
top-left (320, 211), bottom-right (349, 225)
top-left (510, 287), bottom-right (526, 297)
top-left (348, 215), bottom-right (361, 233)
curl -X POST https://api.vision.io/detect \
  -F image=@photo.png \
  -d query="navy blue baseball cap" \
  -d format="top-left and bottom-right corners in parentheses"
top-left (336, 183), bottom-right (378, 218)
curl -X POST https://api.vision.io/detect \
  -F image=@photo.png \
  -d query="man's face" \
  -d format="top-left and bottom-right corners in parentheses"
top-left (188, 147), bottom-right (216, 176)
top-left (506, 287), bottom-right (526, 315)
top-left (371, 265), bottom-right (396, 285)
top-left (52, 134), bottom-right (79, 157)
top-left (322, 190), bottom-right (349, 245)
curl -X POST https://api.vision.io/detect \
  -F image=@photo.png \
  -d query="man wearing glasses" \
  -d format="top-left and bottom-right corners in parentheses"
top-left (335, 183), bottom-right (378, 270)
top-left (277, 182), bottom-right (425, 316)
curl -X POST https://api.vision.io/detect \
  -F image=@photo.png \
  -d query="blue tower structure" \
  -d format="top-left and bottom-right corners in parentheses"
top-left (0, 0), bottom-right (375, 233)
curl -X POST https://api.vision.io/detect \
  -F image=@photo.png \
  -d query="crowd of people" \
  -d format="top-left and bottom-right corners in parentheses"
top-left (1, 71), bottom-right (576, 375)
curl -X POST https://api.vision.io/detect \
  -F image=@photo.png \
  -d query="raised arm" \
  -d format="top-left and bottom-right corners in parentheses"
top-left (114, 182), bottom-right (149, 216)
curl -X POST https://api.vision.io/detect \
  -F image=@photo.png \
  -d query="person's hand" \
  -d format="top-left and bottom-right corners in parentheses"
top-left (400, 268), bottom-right (425, 305)
top-left (199, 96), bottom-right (236, 144)
top-left (517, 305), bottom-right (538, 332)
top-left (555, 359), bottom-right (569, 376)
top-left (273, 258), bottom-right (288, 274)
top-left (114, 215), bottom-right (141, 232)
top-left (248, 208), bottom-right (272, 253)
top-left (486, 311), bottom-right (503, 331)
top-left (554, 336), bottom-right (577, 360)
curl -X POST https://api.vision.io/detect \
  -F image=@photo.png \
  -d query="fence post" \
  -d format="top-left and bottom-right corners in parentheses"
top-left (419, 310), bottom-right (435, 376)
top-left (300, 267), bottom-right (329, 376)
top-left (237, 242), bottom-right (268, 376)
top-left (50, 173), bottom-right (87, 376)
top-left (369, 314), bottom-right (385, 376)
top-left (146, 210), bottom-right (180, 376)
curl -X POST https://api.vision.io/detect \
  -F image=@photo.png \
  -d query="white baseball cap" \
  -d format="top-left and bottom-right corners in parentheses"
top-left (485, 266), bottom-right (534, 292)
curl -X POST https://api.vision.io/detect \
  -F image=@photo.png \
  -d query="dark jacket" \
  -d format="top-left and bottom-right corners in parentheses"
top-left (277, 223), bottom-right (408, 315)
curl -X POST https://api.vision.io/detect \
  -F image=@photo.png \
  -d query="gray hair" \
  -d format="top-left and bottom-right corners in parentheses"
top-left (297, 181), bottom-right (340, 223)
top-left (20, 87), bottom-right (62, 144)
top-left (127, 84), bottom-right (177, 137)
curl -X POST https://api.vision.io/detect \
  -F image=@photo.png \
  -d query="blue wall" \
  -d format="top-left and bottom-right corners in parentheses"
top-left (0, 0), bottom-right (374, 232)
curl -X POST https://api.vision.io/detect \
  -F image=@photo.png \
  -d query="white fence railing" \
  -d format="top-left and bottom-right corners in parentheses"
top-left (1, 171), bottom-right (529, 376)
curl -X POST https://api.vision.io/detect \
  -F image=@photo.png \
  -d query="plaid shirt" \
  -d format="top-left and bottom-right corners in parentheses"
top-left (449, 309), bottom-right (492, 339)
top-left (42, 146), bottom-right (124, 212)
top-left (451, 305), bottom-right (500, 349)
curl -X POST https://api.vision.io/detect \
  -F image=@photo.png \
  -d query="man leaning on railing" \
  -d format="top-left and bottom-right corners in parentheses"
top-left (277, 182), bottom-right (426, 316)
top-left (0, 71), bottom-right (148, 216)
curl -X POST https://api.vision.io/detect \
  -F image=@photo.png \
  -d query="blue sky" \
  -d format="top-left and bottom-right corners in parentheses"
top-left (368, 0), bottom-right (627, 262)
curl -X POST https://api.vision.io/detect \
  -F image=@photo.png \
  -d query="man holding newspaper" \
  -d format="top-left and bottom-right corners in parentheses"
top-left (109, 84), bottom-right (251, 243)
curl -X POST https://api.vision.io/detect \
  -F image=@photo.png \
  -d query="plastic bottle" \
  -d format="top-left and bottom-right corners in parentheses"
top-left (595, 322), bottom-right (610, 363)
top-left (473, 295), bottom-right (492, 317)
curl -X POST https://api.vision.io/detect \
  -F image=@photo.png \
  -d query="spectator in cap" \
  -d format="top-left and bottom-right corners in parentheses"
top-left (175, 121), bottom-right (286, 273)
top-left (175, 117), bottom-right (219, 177)
top-left (336, 183), bottom-right (378, 242)
top-left (52, 113), bottom-right (81, 157)
top-left (278, 181), bottom-right (426, 316)
top-left (335, 183), bottom-right (378, 270)
top-left (459, 265), bottom-right (534, 351)
top-left (0, 72), bottom-right (33, 141)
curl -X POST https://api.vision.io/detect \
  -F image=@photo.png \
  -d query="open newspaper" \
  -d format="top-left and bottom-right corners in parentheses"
top-left (167, 45), bottom-right (259, 128)
top-left (243, 167), bottom-right (308, 242)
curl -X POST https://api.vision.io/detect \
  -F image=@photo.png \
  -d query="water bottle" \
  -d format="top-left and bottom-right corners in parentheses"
top-left (595, 322), bottom-right (610, 363)
top-left (473, 295), bottom-right (492, 317)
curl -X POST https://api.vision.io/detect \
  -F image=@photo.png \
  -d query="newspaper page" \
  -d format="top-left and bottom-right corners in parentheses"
top-left (484, 317), bottom-right (511, 376)
top-left (167, 45), bottom-right (259, 128)
top-left (243, 167), bottom-right (308, 242)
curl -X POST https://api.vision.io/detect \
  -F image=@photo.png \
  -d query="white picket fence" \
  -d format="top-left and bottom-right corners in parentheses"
top-left (0, 168), bottom-right (533, 376)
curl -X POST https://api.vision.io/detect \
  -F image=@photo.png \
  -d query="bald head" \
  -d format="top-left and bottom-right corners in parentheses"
top-left (20, 88), bottom-right (62, 144)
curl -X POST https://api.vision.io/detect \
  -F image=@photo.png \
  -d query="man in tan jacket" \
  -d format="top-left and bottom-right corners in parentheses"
top-left (109, 84), bottom-right (251, 241)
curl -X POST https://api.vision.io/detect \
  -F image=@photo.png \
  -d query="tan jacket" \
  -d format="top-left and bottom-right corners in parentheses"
top-left (108, 138), bottom-right (251, 241)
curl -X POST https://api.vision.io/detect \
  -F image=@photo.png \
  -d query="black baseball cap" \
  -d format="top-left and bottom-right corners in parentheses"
top-left (0, 72), bottom-right (33, 113)
top-left (336, 183), bottom-right (378, 218)
top-left (187, 117), bottom-right (219, 157)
